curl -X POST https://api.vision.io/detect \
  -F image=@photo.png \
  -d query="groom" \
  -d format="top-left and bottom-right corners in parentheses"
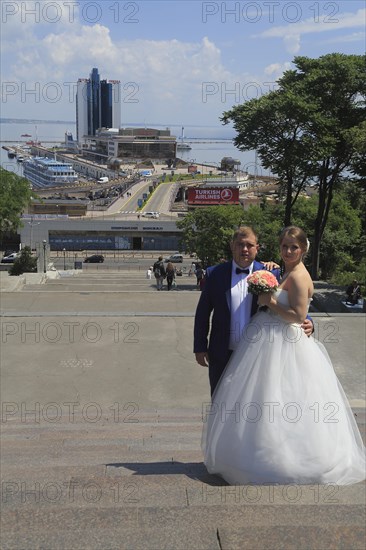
top-left (194, 226), bottom-right (313, 394)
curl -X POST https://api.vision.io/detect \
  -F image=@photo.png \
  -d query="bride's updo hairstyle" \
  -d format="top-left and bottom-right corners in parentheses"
top-left (279, 226), bottom-right (309, 257)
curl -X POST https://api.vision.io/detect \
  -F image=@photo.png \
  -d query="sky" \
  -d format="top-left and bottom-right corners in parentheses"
top-left (1, 0), bottom-right (365, 137)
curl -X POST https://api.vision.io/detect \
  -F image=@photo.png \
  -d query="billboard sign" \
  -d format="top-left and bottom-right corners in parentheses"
top-left (187, 187), bottom-right (239, 205)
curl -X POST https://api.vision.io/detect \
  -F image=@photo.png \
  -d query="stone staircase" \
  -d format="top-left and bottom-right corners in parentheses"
top-left (21, 271), bottom-right (199, 293)
top-left (1, 270), bottom-right (365, 549)
top-left (1, 408), bottom-right (365, 549)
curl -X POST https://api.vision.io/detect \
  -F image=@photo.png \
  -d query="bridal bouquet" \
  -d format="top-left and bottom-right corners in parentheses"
top-left (247, 270), bottom-right (278, 295)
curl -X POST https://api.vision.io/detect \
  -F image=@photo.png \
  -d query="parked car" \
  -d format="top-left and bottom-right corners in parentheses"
top-left (84, 254), bottom-right (104, 263)
top-left (164, 254), bottom-right (183, 263)
top-left (142, 212), bottom-right (159, 218)
top-left (1, 252), bottom-right (19, 263)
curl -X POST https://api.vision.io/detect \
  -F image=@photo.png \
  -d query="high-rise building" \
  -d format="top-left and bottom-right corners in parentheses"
top-left (76, 68), bottom-right (121, 144)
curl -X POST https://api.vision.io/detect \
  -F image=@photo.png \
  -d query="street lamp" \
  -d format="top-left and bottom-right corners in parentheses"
top-left (63, 248), bottom-right (66, 270)
top-left (28, 216), bottom-right (40, 251)
top-left (42, 240), bottom-right (47, 273)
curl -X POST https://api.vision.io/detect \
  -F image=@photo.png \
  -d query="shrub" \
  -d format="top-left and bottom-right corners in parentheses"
top-left (9, 246), bottom-right (37, 276)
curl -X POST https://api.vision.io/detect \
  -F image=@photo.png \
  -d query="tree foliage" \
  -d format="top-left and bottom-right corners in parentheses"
top-left (9, 246), bottom-right (37, 276)
top-left (177, 206), bottom-right (245, 266)
top-left (177, 185), bottom-right (364, 283)
top-left (0, 167), bottom-right (34, 238)
top-left (222, 53), bottom-right (366, 279)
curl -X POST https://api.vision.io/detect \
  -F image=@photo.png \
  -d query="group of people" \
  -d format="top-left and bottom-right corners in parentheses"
top-left (147, 256), bottom-right (176, 291)
top-left (147, 257), bottom-right (206, 291)
top-left (194, 225), bottom-right (365, 486)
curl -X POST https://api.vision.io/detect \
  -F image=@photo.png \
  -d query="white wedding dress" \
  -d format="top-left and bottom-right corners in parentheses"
top-left (203, 289), bottom-right (365, 485)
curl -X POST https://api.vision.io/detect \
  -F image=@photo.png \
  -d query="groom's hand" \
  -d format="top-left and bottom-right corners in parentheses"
top-left (195, 352), bottom-right (209, 367)
top-left (301, 318), bottom-right (313, 337)
top-left (262, 261), bottom-right (280, 271)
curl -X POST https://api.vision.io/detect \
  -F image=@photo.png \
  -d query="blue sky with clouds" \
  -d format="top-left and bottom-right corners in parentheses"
top-left (1, 0), bottom-right (365, 135)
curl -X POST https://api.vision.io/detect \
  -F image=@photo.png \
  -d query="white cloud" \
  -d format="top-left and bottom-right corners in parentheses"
top-left (321, 32), bottom-right (366, 44)
top-left (264, 62), bottom-right (292, 77)
top-left (255, 8), bottom-right (366, 53)
top-left (1, 22), bottom-right (243, 124)
top-left (283, 35), bottom-right (301, 54)
top-left (43, 24), bottom-right (117, 65)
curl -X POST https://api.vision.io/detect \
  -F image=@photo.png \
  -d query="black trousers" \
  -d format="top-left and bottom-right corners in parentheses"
top-left (209, 349), bottom-right (233, 396)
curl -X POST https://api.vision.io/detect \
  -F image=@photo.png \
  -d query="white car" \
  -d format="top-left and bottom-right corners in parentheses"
top-left (1, 252), bottom-right (19, 263)
top-left (142, 212), bottom-right (159, 218)
top-left (165, 254), bottom-right (183, 263)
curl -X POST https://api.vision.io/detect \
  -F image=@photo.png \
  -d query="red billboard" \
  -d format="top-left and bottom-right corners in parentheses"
top-left (188, 187), bottom-right (239, 205)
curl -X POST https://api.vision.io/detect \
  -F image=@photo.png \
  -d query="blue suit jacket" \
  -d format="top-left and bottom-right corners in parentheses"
top-left (194, 260), bottom-right (281, 385)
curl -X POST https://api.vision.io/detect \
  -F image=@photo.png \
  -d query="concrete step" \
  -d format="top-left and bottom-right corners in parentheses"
top-left (45, 277), bottom-right (195, 284)
top-left (21, 285), bottom-right (197, 292)
top-left (2, 525), bottom-right (365, 550)
top-left (2, 412), bottom-right (365, 549)
top-left (1, 504), bottom-right (365, 550)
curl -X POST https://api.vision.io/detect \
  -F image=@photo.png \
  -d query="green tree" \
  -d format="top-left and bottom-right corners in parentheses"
top-left (177, 204), bottom-right (285, 267)
top-left (177, 206), bottom-right (245, 265)
top-left (292, 191), bottom-right (362, 279)
top-left (0, 167), bottom-right (34, 239)
top-left (222, 53), bottom-right (366, 279)
top-left (9, 246), bottom-right (37, 276)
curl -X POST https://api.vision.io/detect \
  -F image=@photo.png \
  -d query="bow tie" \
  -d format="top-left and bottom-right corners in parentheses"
top-left (236, 268), bottom-right (250, 275)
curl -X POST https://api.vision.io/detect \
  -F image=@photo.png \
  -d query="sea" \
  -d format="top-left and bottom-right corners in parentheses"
top-left (0, 120), bottom-right (268, 177)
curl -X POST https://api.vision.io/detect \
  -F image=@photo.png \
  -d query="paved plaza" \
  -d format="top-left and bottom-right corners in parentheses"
top-left (1, 268), bottom-right (365, 549)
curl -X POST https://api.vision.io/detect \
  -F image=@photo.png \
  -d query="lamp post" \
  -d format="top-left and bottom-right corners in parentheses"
top-left (42, 240), bottom-right (47, 273)
top-left (28, 216), bottom-right (40, 251)
top-left (63, 248), bottom-right (66, 270)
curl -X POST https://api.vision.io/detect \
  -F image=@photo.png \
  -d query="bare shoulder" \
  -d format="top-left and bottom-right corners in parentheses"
top-left (287, 265), bottom-right (314, 298)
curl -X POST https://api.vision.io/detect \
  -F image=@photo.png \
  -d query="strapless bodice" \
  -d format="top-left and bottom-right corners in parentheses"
top-left (274, 288), bottom-right (289, 307)
top-left (274, 288), bottom-right (312, 310)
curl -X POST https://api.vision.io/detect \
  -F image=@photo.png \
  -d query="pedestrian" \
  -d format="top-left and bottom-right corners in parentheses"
top-left (146, 266), bottom-right (152, 279)
top-left (166, 262), bottom-right (175, 290)
top-left (153, 256), bottom-right (166, 290)
top-left (195, 263), bottom-right (205, 288)
top-left (346, 280), bottom-right (361, 305)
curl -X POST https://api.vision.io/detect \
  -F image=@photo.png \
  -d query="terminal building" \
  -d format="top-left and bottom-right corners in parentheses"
top-left (79, 127), bottom-right (177, 165)
top-left (20, 218), bottom-right (181, 252)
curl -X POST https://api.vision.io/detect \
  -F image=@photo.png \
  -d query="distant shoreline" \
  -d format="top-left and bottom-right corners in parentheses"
top-left (1, 118), bottom-right (75, 125)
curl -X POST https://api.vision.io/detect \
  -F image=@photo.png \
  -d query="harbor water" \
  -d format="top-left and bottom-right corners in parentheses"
top-left (0, 120), bottom-right (267, 177)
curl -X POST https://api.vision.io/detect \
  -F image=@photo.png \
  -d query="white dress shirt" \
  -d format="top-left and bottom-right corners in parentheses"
top-left (229, 261), bottom-right (254, 350)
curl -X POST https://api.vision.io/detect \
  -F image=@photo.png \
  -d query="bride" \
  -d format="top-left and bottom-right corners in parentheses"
top-left (203, 226), bottom-right (365, 485)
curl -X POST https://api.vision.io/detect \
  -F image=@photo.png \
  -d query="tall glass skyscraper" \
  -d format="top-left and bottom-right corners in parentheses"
top-left (76, 68), bottom-right (121, 143)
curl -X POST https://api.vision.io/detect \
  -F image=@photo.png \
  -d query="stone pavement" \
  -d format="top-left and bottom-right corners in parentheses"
top-left (1, 269), bottom-right (365, 549)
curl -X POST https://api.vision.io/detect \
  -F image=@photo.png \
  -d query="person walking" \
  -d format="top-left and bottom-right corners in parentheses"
top-left (166, 262), bottom-right (175, 290)
top-left (195, 263), bottom-right (205, 289)
top-left (153, 256), bottom-right (166, 291)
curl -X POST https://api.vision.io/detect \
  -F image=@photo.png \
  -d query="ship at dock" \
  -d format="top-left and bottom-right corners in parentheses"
top-left (176, 126), bottom-right (192, 151)
top-left (23, 157), bottom-right (78, 188)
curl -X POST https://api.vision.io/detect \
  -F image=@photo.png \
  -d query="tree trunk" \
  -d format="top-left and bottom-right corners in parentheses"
top-left (311, 231), bottom-right (321, 280)
top-left (284, 178), bottom-right (293, 226)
